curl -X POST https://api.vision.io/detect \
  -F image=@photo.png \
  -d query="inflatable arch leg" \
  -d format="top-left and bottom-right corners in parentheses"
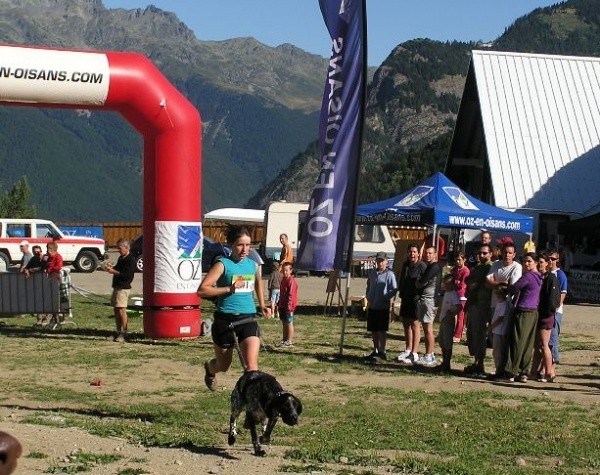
top-left (0, 44), bottom-right (202, 338)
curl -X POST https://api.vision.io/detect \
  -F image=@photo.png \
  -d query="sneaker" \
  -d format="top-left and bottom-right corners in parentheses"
top-left (204, 361), bottom-right (217, 392)
top-left (113, 332), bottom-right (125, 342)
top-left (518, 374), bottom-right (528, 383)
top-left (453, 337), bottom-right (461, 343)
top-left (282, 340), bottom-right (294, 348)
top-left (377, 351), bottom-right (387, 361)
top-left (395, 350), bottom-right (411, 362)
top-left (419, 354), bottom-right (437, 366)
top-left (399, 352), bottom-right (419, 364)
top-left (276, 340), bottom-right (286, 347)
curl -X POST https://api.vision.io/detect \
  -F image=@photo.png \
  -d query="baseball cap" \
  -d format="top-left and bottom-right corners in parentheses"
top-left (375, 251), bottom-right (388, 260)
top-left (19, 240), bottom-right (29, 246)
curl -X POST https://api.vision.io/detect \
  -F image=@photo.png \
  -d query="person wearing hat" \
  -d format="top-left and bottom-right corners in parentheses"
top-left (364, 251), bottom-right (397, 362)
top-left (18, 240), bottom-right (32, 272)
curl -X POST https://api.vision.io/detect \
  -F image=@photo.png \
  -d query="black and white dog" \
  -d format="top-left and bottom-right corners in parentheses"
top-left (228, 370), bottom-right (302, 456)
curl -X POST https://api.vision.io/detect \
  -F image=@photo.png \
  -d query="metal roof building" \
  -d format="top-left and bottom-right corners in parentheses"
top-left (446, 50), bottom-right (600, 240)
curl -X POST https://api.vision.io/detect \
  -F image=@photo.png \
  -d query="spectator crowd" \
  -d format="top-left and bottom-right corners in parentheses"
top-left (363, 231), bottom-right (568, 384)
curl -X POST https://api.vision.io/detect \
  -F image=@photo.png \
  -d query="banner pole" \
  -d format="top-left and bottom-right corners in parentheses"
top-left (338, 0), bottom-right (368, 355)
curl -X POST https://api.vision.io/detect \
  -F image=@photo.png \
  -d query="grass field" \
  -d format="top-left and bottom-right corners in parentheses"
top-left (1, 296), bottom-right (600, 474)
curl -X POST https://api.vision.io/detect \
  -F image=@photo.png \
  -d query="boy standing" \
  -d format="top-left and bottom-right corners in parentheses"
top-left (268, 261), bottom-right (282, 318)
top-left (278, 262), bottom-right (298, 347)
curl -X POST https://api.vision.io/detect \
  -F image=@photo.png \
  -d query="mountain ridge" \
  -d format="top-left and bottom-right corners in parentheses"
top-left (249, 0), bottom-right (600, 208)
top-left (0, 0), bottom-right (327, 219)
top-left (2, 0), bottom-right (598, 220)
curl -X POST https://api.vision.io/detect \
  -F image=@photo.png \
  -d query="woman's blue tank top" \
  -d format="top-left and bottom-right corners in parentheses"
top-left (216, 256), bottom-right (257, 314)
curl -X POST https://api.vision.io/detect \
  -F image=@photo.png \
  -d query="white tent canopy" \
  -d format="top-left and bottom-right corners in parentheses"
top-left (204, 208), bottom-right (265, 223)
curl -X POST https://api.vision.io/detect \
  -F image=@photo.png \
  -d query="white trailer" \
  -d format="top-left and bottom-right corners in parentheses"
top-left (264, 201), bottom-right (396, 262)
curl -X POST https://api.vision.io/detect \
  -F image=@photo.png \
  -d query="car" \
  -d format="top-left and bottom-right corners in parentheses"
top-left (0, 218), bottom-right (107, 273)
top-left (130, 235), bottom-right (232, 273)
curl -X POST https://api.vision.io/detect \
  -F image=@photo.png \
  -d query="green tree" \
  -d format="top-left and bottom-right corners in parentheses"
top-left (0, 176), bottom-right (36, 218)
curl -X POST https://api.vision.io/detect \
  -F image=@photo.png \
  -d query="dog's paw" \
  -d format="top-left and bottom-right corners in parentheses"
top-left (227, 433), bottom-right (236, 446)
top-left (259, 434), bottom-right (271, 445)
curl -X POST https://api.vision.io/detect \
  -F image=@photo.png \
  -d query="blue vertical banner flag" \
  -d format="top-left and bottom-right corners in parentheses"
top-left (296, 0), bottom-right (367, 272)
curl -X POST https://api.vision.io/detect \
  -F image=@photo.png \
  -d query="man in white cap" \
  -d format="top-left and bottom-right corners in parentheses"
top-left (18, 240), bottom-right (32, 273)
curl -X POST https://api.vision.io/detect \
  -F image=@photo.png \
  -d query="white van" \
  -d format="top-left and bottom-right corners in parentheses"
top-left (264, 201), bottom-right (396, 262)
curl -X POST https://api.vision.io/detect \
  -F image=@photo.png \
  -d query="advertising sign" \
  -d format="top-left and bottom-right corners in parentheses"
top-left (154, 221), bottom-right (203, 293)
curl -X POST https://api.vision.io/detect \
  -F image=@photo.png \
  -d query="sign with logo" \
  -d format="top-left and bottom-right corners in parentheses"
top-left (394, 186), bottom-right (433, 207)
top-left (154, 221), bottom-right (203, 293)
top-left (442, 186), bottom-right (479, 210)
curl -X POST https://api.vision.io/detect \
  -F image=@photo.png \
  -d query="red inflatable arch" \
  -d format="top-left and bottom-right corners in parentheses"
top-left (0, 44), bottom-right (202, 338)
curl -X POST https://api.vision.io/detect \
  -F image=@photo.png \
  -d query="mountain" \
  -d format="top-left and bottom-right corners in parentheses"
top-left (3, 0), bottom-right (599, 220)
top-left (0, 0), bottom-right (327, 220)
top-left (248, 39), bottom-right (472, 208)
top-left (249, 0), bottom-right (600, 208)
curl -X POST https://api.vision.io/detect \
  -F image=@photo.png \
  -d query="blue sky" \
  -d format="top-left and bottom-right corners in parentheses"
top-left (102, 0), bottom-right (563, 66)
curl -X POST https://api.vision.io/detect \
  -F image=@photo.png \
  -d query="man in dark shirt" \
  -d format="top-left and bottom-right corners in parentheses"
top-left (464, 244), bottom-right (493, 376)
top-left (414, 247), bottom-right (442, 366)
top-left (23, 245), bottom-right (44, 275)
top-left (106, 239), bottom-right (136, 342)
top-left (395, 244), bottom-right (426, 364)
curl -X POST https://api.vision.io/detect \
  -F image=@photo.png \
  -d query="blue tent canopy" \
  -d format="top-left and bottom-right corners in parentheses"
top-left (357, 172), bottom-right (534, 234)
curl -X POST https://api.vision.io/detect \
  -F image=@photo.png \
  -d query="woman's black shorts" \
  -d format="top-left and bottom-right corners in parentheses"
top-left (212, 312), bottom-right (260, 348)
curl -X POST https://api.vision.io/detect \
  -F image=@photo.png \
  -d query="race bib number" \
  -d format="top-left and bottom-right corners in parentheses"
top-left (232, 274), bottom-right (255, 293)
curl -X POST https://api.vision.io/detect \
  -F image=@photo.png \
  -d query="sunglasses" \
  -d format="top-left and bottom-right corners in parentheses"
top-left (549, 257), bottom-right (559, 261)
